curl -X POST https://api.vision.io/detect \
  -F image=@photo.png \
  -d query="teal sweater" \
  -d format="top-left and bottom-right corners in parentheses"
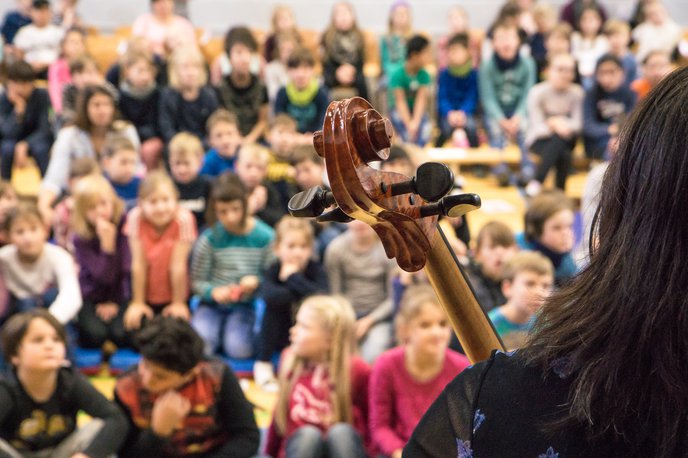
top-left (479, 55), bottom-right (536, 121)
top-left (191, 220), bottom-right (275, 303)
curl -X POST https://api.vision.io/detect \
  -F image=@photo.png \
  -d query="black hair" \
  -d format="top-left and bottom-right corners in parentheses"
top-left (287, 47), bottom-right (316, 69)
top-left (447, 33), bottom-right (469, 50)
top-left (32, 0), bottom-right (50, 9)
top-left (135, 317), bottom-right (204, 374)
top-left (406, 34), bottom-right (430, 59)
top-left (2, 309), bottom-right (67, 364)
top-left (7, 61), bottom-right (35, 83)
top-left (526, 65), bottom-right (688, 454)
top-left (224, 26), bottom-right (258, 54)
top-left (595, 53), bottom-right (623, 73)
top-left (207, 172), bottom-right (248, 227)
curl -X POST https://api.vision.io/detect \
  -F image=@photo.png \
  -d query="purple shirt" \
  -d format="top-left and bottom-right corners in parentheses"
top-left (369, 346), bottom-right (470, 455)
top-left (73, 220), bottom-right (131, 304)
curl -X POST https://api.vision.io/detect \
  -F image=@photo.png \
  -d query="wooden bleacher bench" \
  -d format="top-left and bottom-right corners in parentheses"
top-left (424, 144), bottom-right (521, 171)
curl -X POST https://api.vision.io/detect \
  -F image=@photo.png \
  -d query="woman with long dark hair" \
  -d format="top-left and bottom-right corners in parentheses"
top-left (404, 66), bottom-right (688, 456)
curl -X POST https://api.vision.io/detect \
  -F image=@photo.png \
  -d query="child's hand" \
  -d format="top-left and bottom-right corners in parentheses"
top-left (124, 303), bottom-right (154, 330)
top-left (13, 141), bottom-right (29, 168)
top-left (7, 88), bottom-right (26, 116)
top-left (248, 186), bottom-right (268, 214)
top-left (151, 391), bottom-right (191, 437)
top-left (336, 63), bottom-right (356, 85)
top-left (407, 119), bottom-right (420, 143)
top-left (211, 285), bottom-right (233, 304)
top-left (162, 302), bottom-right (190, 321)
top-left (278, 262), bottom-right (301, 282)
top-left (95, 218), bottom-right (117, 254)
top-left (96, 302), bottom-right (119, 322)
top-left (355, 315), bottom-right (375, 340)
top-left (239, 275), bottom-right (259, 294)
top-left (448, 111), bottom-right (467, 127)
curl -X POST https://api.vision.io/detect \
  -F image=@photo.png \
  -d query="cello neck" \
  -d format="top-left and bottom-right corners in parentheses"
top-left (424, 225), bottom-right (505, 363)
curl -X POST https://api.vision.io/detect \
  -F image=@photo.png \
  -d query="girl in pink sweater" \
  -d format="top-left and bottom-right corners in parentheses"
top-left (369, 284), bottom-right (470, 457)
top-left (265, 295), bottom-right (370, 458)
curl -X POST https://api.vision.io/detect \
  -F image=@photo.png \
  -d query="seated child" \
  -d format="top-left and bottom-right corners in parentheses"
top-left (235, 143), bottom-right (287, 228)
top-left (583, 54), bottom-right (636, 161)
top-left (72, 174), bottom-right (132, 350)
top-left (290, 144), bottom-right (345, 256)
top-left (12, 0), bottom-right (64, 79)
top-left (159, 45), bottom-right (219, 146)
top-left (101, 136), bottom-right (140, 211)
top-left (0, 60), bottom-right (53, 180)
top-left (265, 31), bottom-right (299, 105)
top-left (274, 47), bottom-right (329, 135)
top-left (115, 316), bottom-right (260, 457)
top-left (117, 45), bottom-right (163, 171)
top-left (52, 157), bottom-right (100, 254)
top-left (0, 204), bottom-right (82, 325)
top-left (0, 0), bottom-right (31, 53)
top-left (571, 5), bottom-right (609, 88)
top-left (265, 114), bottom-right (298, 185)
top-left (47, 26), bottom-right (86, 116)
top-left (0, 309), bottom-right (128, 457)
top-left (604, 19), bottom-right (637, 87)
top-left (631, 50), bottom-right (673, 100)
top-left (466, 221), bottom-right (518, 313)
top-left (324, 220), bottom-right (397, 363)
top-left (437, 33), bottom-right (479, 148)
top-left (388, 35), bottom-right (433, 146)
top-left (60, 55), bottom-right (104, 127)
top-left (124, 170), bottom-right (197, 331)
top-left (488, 250), bottom-right (554, 341)
top-left (525, 53), bottom-right (584, 195)
top-left (517, 190), bottom-right (576, 286)
top-left (191, 173), bottom-right (274, 359)
top-left (480, 20), bottom-right (537, 183)
top-left (169, 132), bottom-right (211, 230)
top-left (200, 109), bottom-right (242, 178)
top-left (265, 295), bottom-right (370, 458)
top-left (632, 0), bottom-right (682, 64)
top-left (255, 216), bottom-right (329, 390)
top-left (370, 285), bottom-right (470, 458)
top-left (216, 26), bottom-right (269, 144)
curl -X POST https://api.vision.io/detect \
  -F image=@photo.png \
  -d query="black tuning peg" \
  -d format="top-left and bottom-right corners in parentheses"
top-left (317, 207), bottom-right (353, 223)
top-left (381, 162), bottom-right (454, 202)
top-left (420, 193), bottom-right (481, 218)
top-left (288, 186), bottom-right (336, 218)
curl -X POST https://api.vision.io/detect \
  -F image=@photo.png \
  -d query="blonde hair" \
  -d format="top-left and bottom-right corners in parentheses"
top-left (603, 18), bottom-right (631, 36)
top-left (501, 250), bottom-right (554, 283)
top-left (169, 132), bottom-right (204, 161)
top-left (274, 215), bottom-right (314, 246)
top-left (275, 295), bottom-right (356, 434)
top-left (72, 174), bottom-right (125, 240)
top-left (394, 283), bottom-right (443, 344)
top-left (168, 45), bottom-right (207, 90)
top-left (237, 143), bottom-right (270, 167)
top-left (138, 169), bottom-right (179, 201)
top-left (206, 108), bottom-right (239, 134)
top-left (270, 4), bottom-right (297, 33)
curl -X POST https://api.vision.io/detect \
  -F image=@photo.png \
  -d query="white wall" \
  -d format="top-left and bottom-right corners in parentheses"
top-left (1, 0), bottom-right (687, 36)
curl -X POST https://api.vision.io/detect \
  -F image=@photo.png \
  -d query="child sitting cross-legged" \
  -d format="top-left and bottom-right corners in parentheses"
top-left (190, 173), bottom-right (274, 359)
top-left (0, 204), bottom-right (82, 325)
top-left (115, 316), bottom-right (260, 457)
top-left (369, 284), bottom-right (470, 458)
top-left (0, 309), bottom-right (128, 458)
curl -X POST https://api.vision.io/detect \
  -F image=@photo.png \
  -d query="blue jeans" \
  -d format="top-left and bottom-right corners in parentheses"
top-left (191, 304), bottom-right (256, 359)
top-left (285, 424), bottom-right (366, 458)
top-left (389, 110), bottom-right (431, 146)
top-left (484, 116), bottom-right (533, 180)
top-left (438, 115), bottom-right (479, 147)
top-left (1, 137), bottom-right (51, 180)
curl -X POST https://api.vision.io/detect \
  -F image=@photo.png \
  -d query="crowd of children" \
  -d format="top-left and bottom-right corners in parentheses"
top-left (0, 0), bottom-right (681, 456)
